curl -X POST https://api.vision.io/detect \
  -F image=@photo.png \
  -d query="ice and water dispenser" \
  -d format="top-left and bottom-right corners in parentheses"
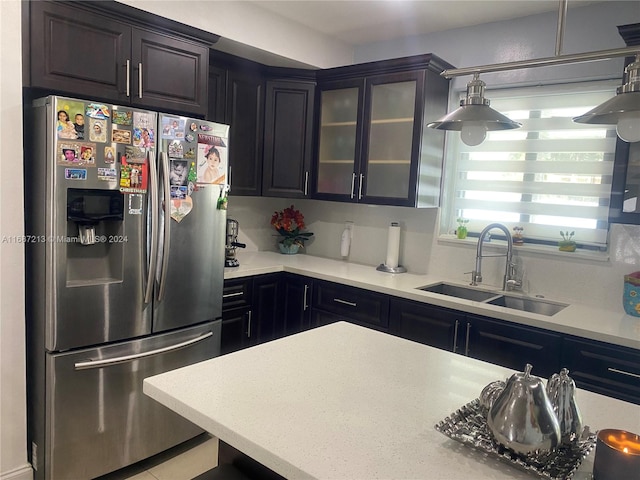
top-left (67, 189), bottom-right (124, 245)
top-left (66, 189), bottom-right (125, 285)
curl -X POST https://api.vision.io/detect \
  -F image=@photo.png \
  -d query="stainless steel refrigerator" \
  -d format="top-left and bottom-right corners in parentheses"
top-left (24, 95), bottom-right (229, 480)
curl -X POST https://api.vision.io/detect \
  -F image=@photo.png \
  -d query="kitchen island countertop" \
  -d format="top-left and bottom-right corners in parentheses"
top-left (144, 321), bottom-right (640, 480)
top-left (224, 251), bottom-right (640, 351)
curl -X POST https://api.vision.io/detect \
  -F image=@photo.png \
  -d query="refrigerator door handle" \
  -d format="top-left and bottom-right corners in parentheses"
top-left (157, 152), bottom-right (171, 302)
top-left (74, 331), bottom-right (214, 370)
top-left (145, 150), bottom-right (159, 304)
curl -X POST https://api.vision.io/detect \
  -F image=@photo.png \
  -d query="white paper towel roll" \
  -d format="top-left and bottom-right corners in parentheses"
top-left (385, 222), bottom-right (400, 268)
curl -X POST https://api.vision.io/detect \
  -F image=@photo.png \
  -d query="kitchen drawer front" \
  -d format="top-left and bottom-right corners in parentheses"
top-left (466, 315), bottom-right (562, 379)
top-left (388, 298), bottom-right (464, 352)
top-left (222, 278), bottom-right (252, 311)
top-left (312, 280), bottom-right (389, 329)
top-left (562, 337), bottom-right (640, 405)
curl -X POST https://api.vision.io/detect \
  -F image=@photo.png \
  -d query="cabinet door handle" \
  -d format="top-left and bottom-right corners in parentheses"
top-left (304, 171), bottom-right (309, 196)
top-left (228, 166), bottom-right (232, 191)
top-left (126, 59), bottom-right (131, 97)
top-left (350, 173), bottom-right (356, 199)
top-left (303, 284), bottom-right (309, 311)
top-left (333, 298), bottom-right (356, 307)
top-left (465, 322), bottom-right (471, 356)
top-left (138, 62), bottom-right (143, 98)
top-left (247, 310), bottom-right (252, 338)
top-left (452, 320), bottom-right (460, 353)
top-left (223, 292), bottom-right (244, 299)
top-left (358, 174), bottom-right (364, 199)
top-left (608, 367), bottom-right (640, 379)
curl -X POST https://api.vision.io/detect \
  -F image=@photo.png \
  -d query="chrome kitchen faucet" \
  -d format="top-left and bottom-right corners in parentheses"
top-left (471, 223), bottom-right (522, 291)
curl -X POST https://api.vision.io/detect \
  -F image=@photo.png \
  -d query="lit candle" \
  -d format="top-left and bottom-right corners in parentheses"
top-left (593, 429), bottom-right (640, 480)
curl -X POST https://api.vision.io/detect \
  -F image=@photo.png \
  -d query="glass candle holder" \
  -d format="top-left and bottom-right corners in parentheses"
top-left (592, 429), bottom-right (640, 480)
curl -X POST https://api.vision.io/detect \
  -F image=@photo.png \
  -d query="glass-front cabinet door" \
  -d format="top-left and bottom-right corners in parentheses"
top-left (361, 72), bottom-right (423, 205)
top-left (316, 81), bottom-right (363, 200)
top-left (314, 71), bottom-right (427, 206)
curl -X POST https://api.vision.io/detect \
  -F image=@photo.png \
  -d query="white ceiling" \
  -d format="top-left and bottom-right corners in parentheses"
top-left (248, 0), bottom-right (601, 45)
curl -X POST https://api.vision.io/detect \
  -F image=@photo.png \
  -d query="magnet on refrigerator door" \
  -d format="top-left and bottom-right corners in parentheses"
top-left (65, 168), bottom-right (87, 180)
top-left (89, 119), bottom-right (107, 143)
top-left (112, 110), bottom-right (132, 126)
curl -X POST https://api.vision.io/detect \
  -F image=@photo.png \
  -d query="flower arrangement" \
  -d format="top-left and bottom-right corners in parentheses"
top-left (270, 205), bottom-right (314, 248)
top-left (559, 231), bottom-right (576, 252)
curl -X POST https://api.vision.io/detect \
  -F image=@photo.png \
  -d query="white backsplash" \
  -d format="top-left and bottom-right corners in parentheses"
top-left (227, 196), bottom-right (640, 314)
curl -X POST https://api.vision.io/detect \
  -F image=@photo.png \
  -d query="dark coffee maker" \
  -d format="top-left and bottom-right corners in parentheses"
top-left (225, 218), bottom-right (246, 267)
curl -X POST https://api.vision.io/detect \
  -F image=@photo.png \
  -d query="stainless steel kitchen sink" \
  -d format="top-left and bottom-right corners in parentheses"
top-left (416, 282), bottom-right (568, 316)
top-left (417, 282), bottom-right (500, 302)
top-left (486, 295), bottom-right (568, 316)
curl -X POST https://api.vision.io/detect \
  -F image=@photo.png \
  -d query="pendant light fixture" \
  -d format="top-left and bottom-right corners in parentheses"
top-left (573, 55), bottom-right (640, 143)
top-left (427, 0), bottom-right (640, 145)
top-left (426, 74), bottom-right (521, 146)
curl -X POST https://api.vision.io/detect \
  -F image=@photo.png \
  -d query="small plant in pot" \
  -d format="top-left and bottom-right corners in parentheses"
top-left (559, 231), bottom-right (576, 252)
top-left (456, 218), bottom-right (469, 239)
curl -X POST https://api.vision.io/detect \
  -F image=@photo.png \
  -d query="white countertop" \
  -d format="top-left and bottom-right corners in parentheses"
top-left (144, 322), bottom-right (640, 480)
top-left (224, 251), bottom-right (640, 351)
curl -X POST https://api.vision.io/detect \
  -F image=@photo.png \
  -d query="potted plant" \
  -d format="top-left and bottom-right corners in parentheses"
top-left (559, 231), bottom-right (576, 252)
top-left (513, 226), bottom-right (524, 246)
top-left (456, 218), bottom-right (469, 239)
top-left (271, 205), bottom-right (314, 254)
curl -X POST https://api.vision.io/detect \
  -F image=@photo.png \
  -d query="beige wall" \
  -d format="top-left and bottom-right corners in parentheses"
top-left (0, 1), bottom-right (30, 479)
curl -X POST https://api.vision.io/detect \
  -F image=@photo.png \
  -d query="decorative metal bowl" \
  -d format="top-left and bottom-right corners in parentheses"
top-left (434, 398), bottom-right (596, 480)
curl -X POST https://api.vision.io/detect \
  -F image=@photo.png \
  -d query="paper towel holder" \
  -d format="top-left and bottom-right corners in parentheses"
top-left (376, 263), bottom-right (407, 274)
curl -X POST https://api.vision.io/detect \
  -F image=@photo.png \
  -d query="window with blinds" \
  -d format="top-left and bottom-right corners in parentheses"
top-left (442, 80), bottom-right (619, 249)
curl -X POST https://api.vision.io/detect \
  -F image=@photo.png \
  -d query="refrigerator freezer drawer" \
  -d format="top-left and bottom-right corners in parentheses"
top-left (38, 321), bottom-right (220, 480)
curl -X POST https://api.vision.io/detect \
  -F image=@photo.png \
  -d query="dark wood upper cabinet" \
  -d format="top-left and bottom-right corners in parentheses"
top-left (262, 78), bottom-right (316, 198)
top-left (225, 67), bottom-right (265, 196)
top-left (27, 0), bottom-right (214, 116)
top-left (314, 54), bottom-right (452, 207)
top-left (608, 23), bottom-right (640, 224)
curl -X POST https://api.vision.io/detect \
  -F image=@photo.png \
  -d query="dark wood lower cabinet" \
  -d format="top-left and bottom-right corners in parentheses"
top-left (389, 298), bottom-right (561, 377)
top-left (389, 299), bottom-right (464, 352)
top-left (465, 315), bottom-right (562, 378)
top-left (562, 337), bottom-right (640, 405)
top-left (224, 274), bottom-right (637, 404)
top-left (312, 280), bottom-right (389, 331)
top-left (281, 273), bottom-right (313, 336)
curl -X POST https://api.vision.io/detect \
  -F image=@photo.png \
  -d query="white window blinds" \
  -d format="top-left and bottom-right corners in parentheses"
top-left (444, 81), bottom-right (619, 248)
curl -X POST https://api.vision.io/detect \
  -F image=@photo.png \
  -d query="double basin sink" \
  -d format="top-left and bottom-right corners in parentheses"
top-left (417, 282), bottom-right (568, 316)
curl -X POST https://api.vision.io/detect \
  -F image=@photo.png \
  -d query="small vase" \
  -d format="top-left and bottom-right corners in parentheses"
top-left (278, 243), bottom-right (300, 255)
top-left (456, 226), bottom-right (467, 239)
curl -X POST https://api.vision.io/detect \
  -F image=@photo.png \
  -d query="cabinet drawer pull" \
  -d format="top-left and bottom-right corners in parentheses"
top-left (126, 59), bottom-right (131, 97)
top-left (465, 322), bottom-right (471, 356)
top-left (333, 298), bottom-right (357, 307)
top-left (138, 62), bottom-right (143, 98)
top-left (350, 173), bottom-right (356, 199)
top-left (608, 367), bottom-right (640, 379)
top-left (223, 292), bottom-right (244, 299)
top-left (452, 320), bottom-right (460, 353)
top-left (303, 284), bottom-right (309, 311)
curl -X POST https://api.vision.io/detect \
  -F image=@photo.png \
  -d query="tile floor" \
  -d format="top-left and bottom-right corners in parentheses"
top-left (95, 433), bottom-right (219, 480)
